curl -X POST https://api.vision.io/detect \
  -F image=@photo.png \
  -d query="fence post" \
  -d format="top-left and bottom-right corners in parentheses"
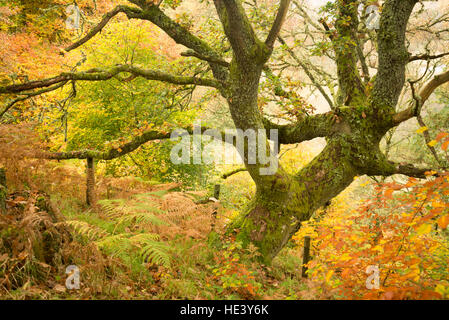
top-left (86, 157), bottom-right (96, 206)
top-left (301, 236), bottom-right (311, 278)
top-left (211, 184), bottom-right (220, 229)
top-left (213, 184), bottom-right (221, 200)
top-left (0, 168), bottom-right (6, 214)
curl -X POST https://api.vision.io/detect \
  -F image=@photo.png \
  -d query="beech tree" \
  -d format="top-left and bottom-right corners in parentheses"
top-left (1, 0), bottom-right (449, 263)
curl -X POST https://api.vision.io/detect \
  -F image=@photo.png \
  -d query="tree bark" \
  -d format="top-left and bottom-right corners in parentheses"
top-left (0, 168), bottom-right (6, 214)
top-left (86, 158), bottom-right (95, 206)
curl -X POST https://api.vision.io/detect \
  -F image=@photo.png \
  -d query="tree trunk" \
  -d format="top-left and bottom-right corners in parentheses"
top-left (0, 168), bottom-right (6, 214)
top-left (86, 157), bottom-right (95, 206)
top-left (230, 137), bottom-right (358, 263)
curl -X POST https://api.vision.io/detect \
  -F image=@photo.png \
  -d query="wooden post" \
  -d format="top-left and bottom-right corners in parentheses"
top-left (86, 157), bottom-right (95, 206)
top-left (0, 168), bottom-right (6, 214)
top-left (213, 184), bottom-right (221, 200)
top-left (301, 236), bottom-right (311, 278)
top-left (211, 184), bottom-right (220, 229)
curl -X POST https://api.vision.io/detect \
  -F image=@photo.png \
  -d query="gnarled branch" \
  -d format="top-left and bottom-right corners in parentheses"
top-left (0, 64), bottom-right (225, 95)
top-left (264, 112), bottom-right (346, 144)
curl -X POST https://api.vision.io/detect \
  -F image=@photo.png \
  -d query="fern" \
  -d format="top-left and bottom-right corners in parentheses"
top-left (140, 241), bottom-right (171, 268)
top-left (99, 199), bottom-right (167, 229)
top-left (95, 232), bottom-right (170, 267)
top-left (65, 220), bottom-right (109, 240)
top-left (130, 234), bottom-right (170, 268)
top-left (116, 211), bottom-right (167, 228)
top-left (68, 198), bottom-right (172, 268)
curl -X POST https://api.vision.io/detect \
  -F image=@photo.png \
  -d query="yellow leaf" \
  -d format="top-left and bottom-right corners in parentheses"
top-left (416, 126), bottom-right (428, 134)
top-left (325, 270), bottom-right (334, 283)
top-left (416, 224), bottom-right (432, 235)
top-left (427, 140), bottom-right (438, 147)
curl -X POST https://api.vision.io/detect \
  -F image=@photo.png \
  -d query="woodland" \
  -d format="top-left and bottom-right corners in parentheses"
top-left (0, 0), bottom-right (448, 300)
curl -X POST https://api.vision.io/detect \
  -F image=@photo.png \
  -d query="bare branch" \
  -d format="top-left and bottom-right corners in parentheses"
top-left (181, 50), bottom-right (230, 67)
top-left (277, 36), bottom-right (334, 109)
top-left (393, 70), bottom-right (449, 125)
top-left (64, 5), bottom-right (141, 52)
top-left (0, 81), bottom-right (68, 118)
top-left (409, 51), bottom-right (449, 62)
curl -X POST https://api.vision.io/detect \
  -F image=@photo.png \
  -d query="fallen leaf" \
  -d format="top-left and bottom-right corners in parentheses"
top-left (54, 284), bottom-right (66, 293)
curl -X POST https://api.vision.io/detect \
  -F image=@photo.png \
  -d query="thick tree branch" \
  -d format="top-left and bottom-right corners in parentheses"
top-left (41, 128), bottom-right (176, 160)
top-left (265, 0), bottom-right (291, 49)
top-left (371, 0), bottom-right (418, 110)
top-left (264, 112), bottom-right (348, 144)
top-left (134, 4), bottom-right (229, 81)
top-left (378, 162), bottom-right (437, 179)
top-left (39, 125), bottom-right (232, 161)
top-left (0, 65), bottom-right (225, 95)
top-left (213, 0), bottom-right (267, 66)
top-left (334, 0), bottom-right (364, 105)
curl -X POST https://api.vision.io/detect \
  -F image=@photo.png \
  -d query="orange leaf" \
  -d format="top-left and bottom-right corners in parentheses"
top-left (438, 215), bottom-right (449, 229)
top-left (385, 189), bottom-right (394, 199)
top-left (442, 141), bottom-right (449, 151)
top-left (435, 132), bottom-right (449, 142)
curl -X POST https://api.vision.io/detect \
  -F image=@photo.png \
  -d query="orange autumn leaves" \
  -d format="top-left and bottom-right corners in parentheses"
top-left (294, 138), bottom-right (449, 300)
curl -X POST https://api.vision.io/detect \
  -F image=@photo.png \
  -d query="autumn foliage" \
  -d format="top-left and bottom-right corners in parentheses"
top-left (295, 138), bottom-right (449, 300)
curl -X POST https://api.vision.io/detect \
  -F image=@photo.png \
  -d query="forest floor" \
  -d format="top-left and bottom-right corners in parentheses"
top-left (0, 166), bottom-right (326, 300)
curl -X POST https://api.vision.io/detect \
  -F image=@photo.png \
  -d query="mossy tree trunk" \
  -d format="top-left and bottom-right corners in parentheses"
top-left (215, 0), bottom-right (427, 263)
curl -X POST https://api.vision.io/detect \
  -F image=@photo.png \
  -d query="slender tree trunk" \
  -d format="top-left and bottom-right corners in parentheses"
top-left (0, 168), bottom-right (6, 214)
top-left (86, 157), bottom-right (95, 206)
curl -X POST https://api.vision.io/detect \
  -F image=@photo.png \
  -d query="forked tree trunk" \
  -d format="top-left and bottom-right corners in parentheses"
top-left (230, 137), bottom-right (358, 263)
